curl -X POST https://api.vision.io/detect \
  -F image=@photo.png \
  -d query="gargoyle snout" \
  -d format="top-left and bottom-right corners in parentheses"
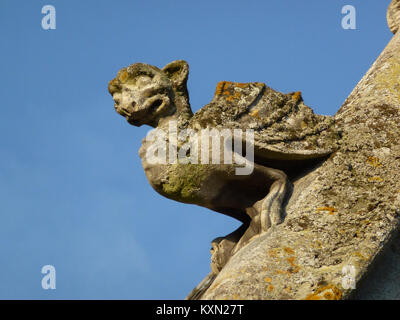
top-left (114, 97), bottom-right (136, 117)
top-left (115, 104), bottom-right (132, 117)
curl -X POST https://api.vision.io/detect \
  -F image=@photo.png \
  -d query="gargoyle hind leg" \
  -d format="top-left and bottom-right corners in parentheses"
top-left (258, 166), bottom-right (292, 231)
top-left (231, 164), bottom-right (292, 256)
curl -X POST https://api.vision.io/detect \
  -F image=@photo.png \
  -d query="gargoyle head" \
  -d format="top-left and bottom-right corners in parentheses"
top-left (108, 60), bottom-right (189, 127)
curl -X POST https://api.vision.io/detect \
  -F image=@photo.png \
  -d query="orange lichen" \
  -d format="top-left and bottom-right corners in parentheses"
top-left (286, 257), bottom-right (300, 273)
top-left (215, 82), bottom-right (265, 105)
top-left (249, 108), bottom-right (260, 118)
top-left (215, 81), bottom-right (227, 96)
top-left (366, 156), bottom-right (382, 167)
top-left (224, 85), bottom-right (245, 101)
top-left (275, 269), bottom-right (290, 276)
top-left (215, 81), bottom-right (254, 100)
top-left (109, 78), bottom-right (117, 87)
top-left (324, 292), bottom-right (335, 300)
top-left (267, 285), bottom-right (274, 292)
top-left (368, 176), bottom-right (383, 182)
top-left (305, 294), bottom-right (321, 300)
top-left (354, 252), bottom-right (369, 260)
top-left (108, 79), bottom-right (120, 94)
top-left (119, 70), bottom-right (129, 83)
top-left (264, 277), bottom-right (272, 283)
top-left (267, 248), bottom-right (281, 259)
top-left (304, 285), bottom-right (342, 300)
top-left (226, 92), bottom-right (242, 102)
top-left (292, 91), bottom-right (302, 102)
top-left (316, 207), bottom-right (337, 215)
top-left (283, 247), bottom-right (295, 255)
top-left (236, 83), bottom-right (248, 88)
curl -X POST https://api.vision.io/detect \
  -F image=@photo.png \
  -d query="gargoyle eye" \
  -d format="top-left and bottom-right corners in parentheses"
top-left (136, 74), bottom-right (153, 87)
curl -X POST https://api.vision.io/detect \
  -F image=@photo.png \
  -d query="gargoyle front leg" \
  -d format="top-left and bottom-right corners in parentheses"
top-left (259, 166), bottom-right (291, 232)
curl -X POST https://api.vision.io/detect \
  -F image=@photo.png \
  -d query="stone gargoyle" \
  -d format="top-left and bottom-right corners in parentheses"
top-left (108, 60), bottom-right (339, 276)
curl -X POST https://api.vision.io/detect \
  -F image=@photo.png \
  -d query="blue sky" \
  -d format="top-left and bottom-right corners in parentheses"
top-left (0, 0), bottom-right (393, 299)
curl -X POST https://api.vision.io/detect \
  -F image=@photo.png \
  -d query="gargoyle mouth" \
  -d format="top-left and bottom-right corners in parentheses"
top-left (115, 103), bottom-right (134, 118)
top-left (124, 96), bottom-right (169, 126)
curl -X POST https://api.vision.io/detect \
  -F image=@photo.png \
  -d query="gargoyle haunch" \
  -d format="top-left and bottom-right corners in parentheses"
top-left (108, 60), bottom-right (339, 274)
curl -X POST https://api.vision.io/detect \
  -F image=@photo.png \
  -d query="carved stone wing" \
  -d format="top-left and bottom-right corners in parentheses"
top-left (190, 81), bottom-right (339, 162)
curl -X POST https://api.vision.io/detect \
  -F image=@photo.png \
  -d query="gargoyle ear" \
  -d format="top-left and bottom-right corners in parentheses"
top-left (162, 60), bottom-right (189, 90)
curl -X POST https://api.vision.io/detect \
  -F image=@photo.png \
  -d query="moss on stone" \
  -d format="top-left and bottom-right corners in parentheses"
top-left (162, 164), bottom-right (209, 203)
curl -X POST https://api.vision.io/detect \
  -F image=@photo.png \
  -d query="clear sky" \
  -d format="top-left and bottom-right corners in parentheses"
top-left (0, 0), bottom-right (393, 299)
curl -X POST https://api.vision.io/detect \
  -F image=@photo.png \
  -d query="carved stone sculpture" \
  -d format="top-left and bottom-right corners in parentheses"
top-left (108, 61), bottom-right (339, 275)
